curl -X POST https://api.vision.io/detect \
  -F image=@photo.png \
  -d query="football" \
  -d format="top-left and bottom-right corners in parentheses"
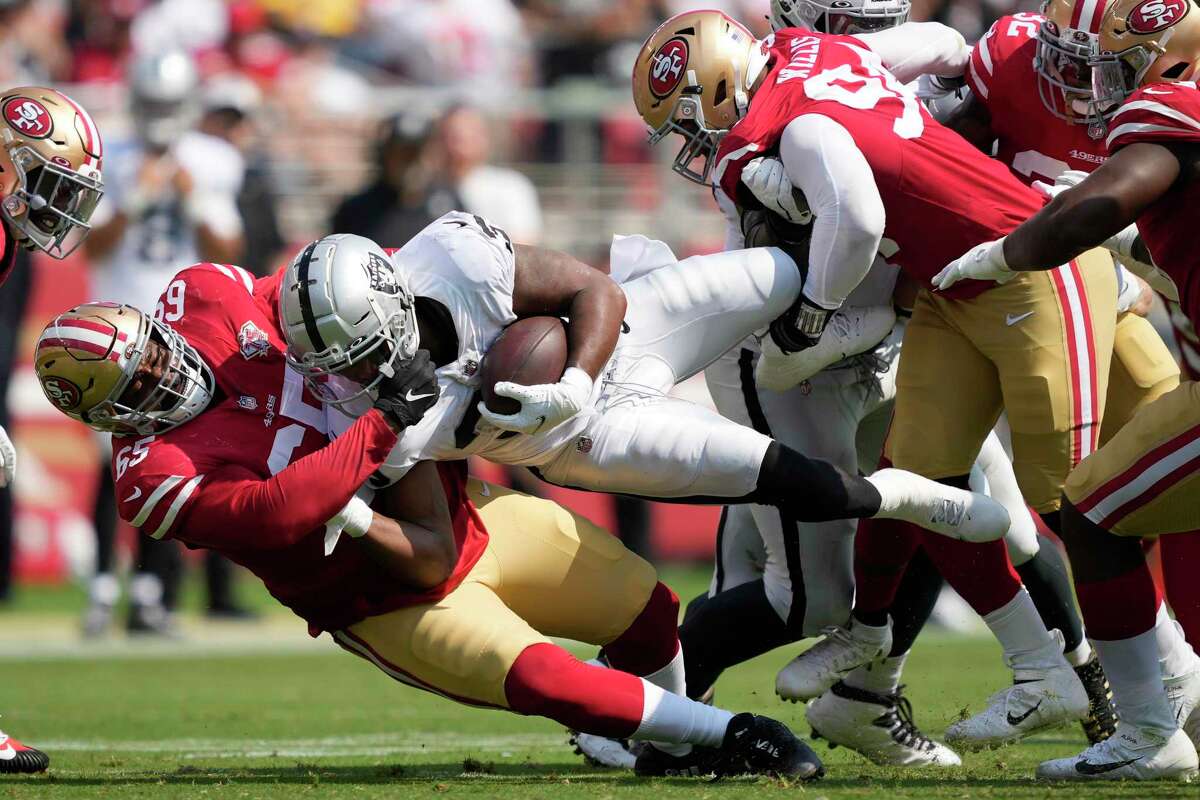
top-left (480, 316), bottom-right (568, 415)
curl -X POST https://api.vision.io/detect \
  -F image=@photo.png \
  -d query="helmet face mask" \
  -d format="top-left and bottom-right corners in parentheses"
top-left (35, 303), bottom-right (214, 435)
top-left (1035, 20), bottom-right (1114, 135)
top-left (771, 0), bottom-right (911, 34)
top-left (279, 235), bottom-right (421, 408)
top-left (645, 89), bottom-right (727, 185)
top-left (0, 87), bottom-right (104, 258)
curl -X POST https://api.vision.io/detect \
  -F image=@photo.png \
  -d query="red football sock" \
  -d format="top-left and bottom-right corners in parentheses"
top-left (854, 516), bottom-right (924, 619)
top-left (602, 581), bottom-right (680, 676)
top-left (921, 534), bottom-right (1020, 617)
top-left (1076, 563), bottom-right (1163, 641)
top-left (1159, 532), bottom-right (1200, 647)
top-left (505, 643), bottom-right (644, 737)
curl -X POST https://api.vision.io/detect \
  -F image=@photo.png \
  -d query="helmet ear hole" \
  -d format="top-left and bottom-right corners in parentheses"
top-left (713, 78), bottom-right (729, 108)
top-left (1161, 61), bottom-right (1189, 78)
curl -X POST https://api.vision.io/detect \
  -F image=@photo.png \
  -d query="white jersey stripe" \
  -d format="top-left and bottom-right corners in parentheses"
top-left (232, 265), bottom-right (255, 293)
top-left (1084, 435), bottom-right (1200, 526)
top-left (1110, 99), bottom-right (1200, 129)
top-left (149, 475), bottom-right (202, 539)
top-left (130, 475), bottom-right (183, 527)
top-left (977, 32), bottom-right (994, 76)
top-left (968, 56), bottom-right (990, 99)
top-left (1106, 122), bottom-right (1196, 148)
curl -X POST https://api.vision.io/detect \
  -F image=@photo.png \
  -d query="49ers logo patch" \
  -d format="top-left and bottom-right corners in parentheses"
top-left (41, 376), bottom-right (82, 410)
top-left (649, 38), bottom-right (689, 99)
top-left (1128, 0), bottom-right (1189, 33)
top-left (238, 320), bottom-right (271, 360)
top-left (3, 97), bottom-right (52, 138)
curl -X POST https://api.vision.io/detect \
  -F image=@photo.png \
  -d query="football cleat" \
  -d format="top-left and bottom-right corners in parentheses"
top-left (807, 682), bottom-right (962, 767)
top-left (1075, 656), bottom-right (1118, 744)
top-left (80, 601), bottom-right (114, 639)
top-left (569, 731), bottom-right (637, 770)
top-left (126, 603), bottom-right (182, 638)
top-left (776, 620), bottom-right (892, 702)
top-left (866, 468), bottom-right (1010, 543)
top-left (710, 713), bottom-right (824, 780)
top-left (1036, 725), bottom-right (1198, 781)
top-left (633, 743), bottom-right (718, 777)
top-left (0, 730), bottom-right (49, 774)
top-left (945, 664), bottom-right (1089, 750)
top-left (1164, 652), bottom-right (1200, 751)
top-left (755, 305), bottom-right (896, 392)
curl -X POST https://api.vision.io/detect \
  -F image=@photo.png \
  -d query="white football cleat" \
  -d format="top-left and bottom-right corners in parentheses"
top-left (867, 468), bottom-right (1010, 543)
top-left (569, 732), bottom-right (637, 769)
top-left (1165, 652), bottom-right (1200, 751)
top-left (1036, 726), bottom-right (1199, 781)
top-left (777, 620), bottom-right (892, 702)
top-left (807, 681), bottom-right (962, 767)
top-left (755, 305), bottom-right (897, 392)
top-left (945, 664), bottom-right (1089, 750)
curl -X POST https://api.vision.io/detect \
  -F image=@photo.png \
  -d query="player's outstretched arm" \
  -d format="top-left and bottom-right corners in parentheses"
top-left (855, 22), bottom-right (969, 85)
top-left (355, 461), bottom-right (459, 589)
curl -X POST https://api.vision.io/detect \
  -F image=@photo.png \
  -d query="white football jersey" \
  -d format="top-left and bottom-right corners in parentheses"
top-left (349, 212), bottom-right (601, 485)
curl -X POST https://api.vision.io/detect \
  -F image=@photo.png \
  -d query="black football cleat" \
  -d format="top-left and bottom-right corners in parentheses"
top-left (0, 731), bottom-right (49, 774)
top-left (711, 713), bottom-right (824, 780)
top-left (1075, 656), bottom-right (1118, 744)
top-left (633, 743), bottom-right (720, 777)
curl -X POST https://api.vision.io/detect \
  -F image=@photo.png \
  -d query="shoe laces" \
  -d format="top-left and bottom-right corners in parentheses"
top-left (876, 688), bottom-right (936, 752)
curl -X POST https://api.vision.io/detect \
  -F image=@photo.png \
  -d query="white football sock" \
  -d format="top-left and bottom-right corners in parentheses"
top-left (982, 590), bottom-right (1064, 678)
top-left (89, 572), bottom-right (119, 606)
top-left (1065, 639), bottom-right (1094, 668)
top-left (640, 648), bottom-right (691, 756)
top-left (129, 572), bottom-right (163, 607)
top-left (1094, 624), bottom-right (1177, 734)
top-left (844, 652), bottom-right (908, 695)
top-left (1154, 603), bottom-right (1197, 680)
top-left (634, 681), bottom-right (734, 748)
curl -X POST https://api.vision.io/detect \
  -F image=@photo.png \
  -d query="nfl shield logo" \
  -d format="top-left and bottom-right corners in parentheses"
top-left (238, 321), bottom-right (271, 360)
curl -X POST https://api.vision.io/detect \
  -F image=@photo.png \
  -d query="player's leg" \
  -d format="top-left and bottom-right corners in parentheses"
top-left (876, 288), bottom-right (1091, 748)
top-left (1038, 381), bottom-right (1200, 780)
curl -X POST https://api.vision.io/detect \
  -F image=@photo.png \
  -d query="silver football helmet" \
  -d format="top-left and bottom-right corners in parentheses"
top-left (278, 234), bottom-right (420, 407)
top-left (771, 0), bottom-right (910, 34)
top-left (129, 49), bottom-right (199, 150)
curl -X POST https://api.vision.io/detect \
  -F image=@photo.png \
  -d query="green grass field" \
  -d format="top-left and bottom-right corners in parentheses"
top-left (1, 568), bottom-right (1195, 799)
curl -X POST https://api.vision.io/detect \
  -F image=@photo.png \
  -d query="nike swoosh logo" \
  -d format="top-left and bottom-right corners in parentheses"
top-left (1006, 699), bottom-right (1043, 726)
top-left (124, 487), bottom-right (143, 503)
top-left (404, 390), bottom-right (436, 402)
top-left (1143, 87), bottom-right (1173, 95)
top-left (1006, 311), bottom-right (1035, 326)
top-left (1074, 756), bottom-right (1142, 775)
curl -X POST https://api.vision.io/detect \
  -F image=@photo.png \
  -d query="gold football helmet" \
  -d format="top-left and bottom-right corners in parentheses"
top-left (1090, 0), bottom-right (1200, 109)
top-left (35, 302), bottom-right (213, 435)
top-left (1037, 0), bottom-right (1113, 135)
top-left (632, 10), bottom-right (767, 184)
top-left (0, 86), bottom-right (104, 258)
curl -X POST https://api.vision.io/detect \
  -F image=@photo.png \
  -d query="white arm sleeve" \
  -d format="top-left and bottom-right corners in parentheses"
top-left (854, 22), bottom-right (970, 84)
top-left (779, 114), bottom-right (884, 309)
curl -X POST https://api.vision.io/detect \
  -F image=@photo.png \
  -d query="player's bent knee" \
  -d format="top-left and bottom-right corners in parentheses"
top-left (602, 582), bottom-right (680, 676)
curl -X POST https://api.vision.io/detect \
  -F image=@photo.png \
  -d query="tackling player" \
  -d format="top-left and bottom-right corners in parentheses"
top-left (0, 85), bottom-right (104, 775)
top-left (935, 0), bottom-right (1200, 779)
top-left (33, 263), bottom-right (824, 781)
top-left (636, 9), bottom-right (1118, 750)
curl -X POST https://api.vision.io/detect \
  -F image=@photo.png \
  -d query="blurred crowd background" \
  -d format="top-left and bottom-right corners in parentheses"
top-left (0, 0), bottom-right (1046, 638)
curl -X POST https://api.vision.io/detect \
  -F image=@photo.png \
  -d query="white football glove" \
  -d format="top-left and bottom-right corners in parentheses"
top-left (478, 367), bottom-right (593, 435)
top-left (740, 157), bottom-right (812, 225)
top-left (0, 425), bottom-right (14, 489)
top-left (932, 238), bottom-right (1015, 291)
top-left (1031, 168), bottom-right (1089, 201)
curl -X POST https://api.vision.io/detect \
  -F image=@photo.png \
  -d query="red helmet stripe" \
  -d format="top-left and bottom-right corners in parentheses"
top-left (1071, 0), bottom-right (1109, 34)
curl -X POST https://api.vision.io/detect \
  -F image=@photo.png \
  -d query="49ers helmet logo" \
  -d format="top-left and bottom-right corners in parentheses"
top-left (41, 376), bottom-right (82, 410)
top-left (649, 38), bottom-right (690, 99)
top-left (3, 97), bottom-right (52, 138)
top-left (1128, 0), bottom-right (1189, 33)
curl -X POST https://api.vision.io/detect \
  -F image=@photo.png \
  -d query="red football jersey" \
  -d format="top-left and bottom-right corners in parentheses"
top-left (967, 13), bottom-right (1109, 184)
top-left (716, 28), bottom-right (1045, 297)
top-left (114, 263), bottom-right (488, 634)
top-left (1105, 82), bottom-right (1200, 328)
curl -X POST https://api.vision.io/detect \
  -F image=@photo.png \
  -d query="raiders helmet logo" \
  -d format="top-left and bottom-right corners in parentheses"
top-left (364, 253), bottom-right (401, 295)
top-left (1128, 0), bottom-right (1189, 33)
top-left (41, 375), bottom-right (82, 410)
top-left (3, 97), bottom-right (52, 139)
top-left (649, 38), bottom-right (690, 99)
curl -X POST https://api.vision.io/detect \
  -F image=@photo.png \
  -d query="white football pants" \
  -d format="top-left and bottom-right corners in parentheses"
top-left (537, 247), bottom-right (802, 498)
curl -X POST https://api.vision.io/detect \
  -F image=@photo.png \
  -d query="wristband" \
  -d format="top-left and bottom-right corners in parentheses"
top-left (339, 495), bottom-right (375, 539)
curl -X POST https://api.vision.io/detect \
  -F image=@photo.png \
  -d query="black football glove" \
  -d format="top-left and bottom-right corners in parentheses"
top-left (373, 349), bottom-right (440, 429)
top-left (768, 294), bottom-right (833, 354)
